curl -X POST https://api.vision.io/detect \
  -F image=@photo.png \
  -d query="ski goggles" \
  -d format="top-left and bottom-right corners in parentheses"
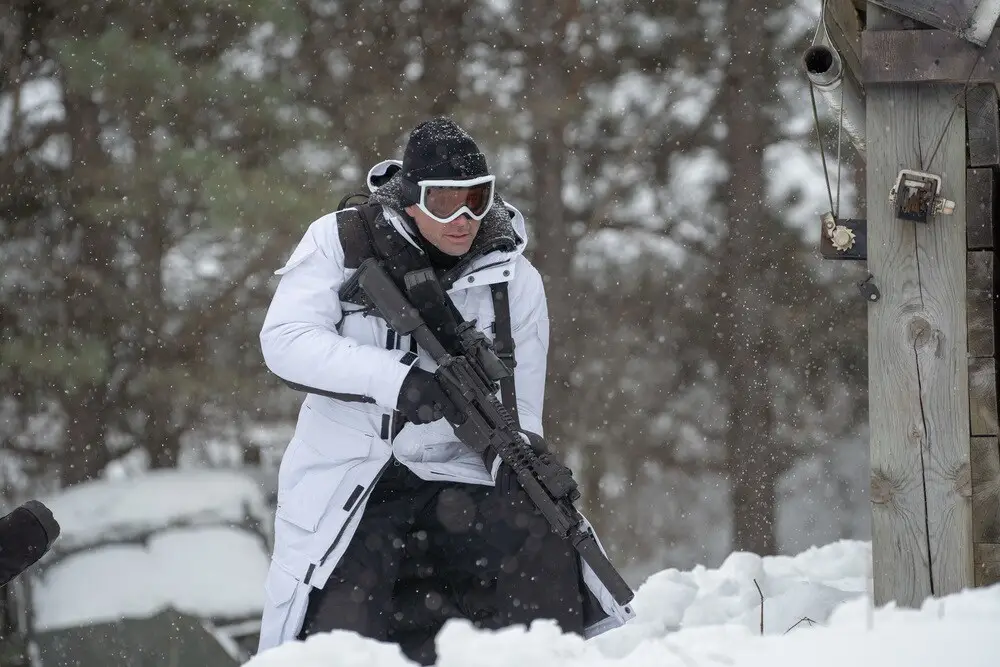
top-left (414, 175), bottom-right (495, 224)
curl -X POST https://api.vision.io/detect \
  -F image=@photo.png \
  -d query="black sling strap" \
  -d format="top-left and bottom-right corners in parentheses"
top-left (337, 202), bottom-right (521, 422)
top-left (490, 282), bottom-right (519, 428)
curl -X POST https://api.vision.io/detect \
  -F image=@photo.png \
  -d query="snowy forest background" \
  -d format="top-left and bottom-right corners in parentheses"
top-left (0, 0), bottom-right (869, 586)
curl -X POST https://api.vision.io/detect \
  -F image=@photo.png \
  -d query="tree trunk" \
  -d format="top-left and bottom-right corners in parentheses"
top-left (60, 90), bottom-right (114, 486)
top-left (720, 0), bottom-right (781, 555)
top-left (528, 130), bottom-right (575, 417)
top-left (243, 443), bottom-right (262, 466)
top-left (726, 351), bottom-right (780, 555)
top-left (144, 383), bottom-right (182, 469)
top-left (519, 0), bottom-right (596, 515)
top-left (60, 388), bottom-right (107, 486)
top-left (422, 1), bottom-right (466, 116)
top-left (147, 418), bottom-right (182, 469)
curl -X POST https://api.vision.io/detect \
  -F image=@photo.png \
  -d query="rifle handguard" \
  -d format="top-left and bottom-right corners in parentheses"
top-left (353, 257), bottom-right (635, 608)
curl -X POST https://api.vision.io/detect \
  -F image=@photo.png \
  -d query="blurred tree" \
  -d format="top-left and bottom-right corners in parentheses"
top-left (0, 1), bottom-right (327, 485)
top-left (0, 0), bottom-right (869, 578)
top-left (711, 0), bottom-right (867, 554)
top-left (466, 0), bottom-right (869, 563)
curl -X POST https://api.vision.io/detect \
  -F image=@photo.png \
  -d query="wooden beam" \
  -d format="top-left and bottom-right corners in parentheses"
top-left (970, 358), bottom-right (999, 434)
top-left (826, 0), bottom-right (865, 88)
top-left (868, 0), bottom-right (1000, 45)
top-left (967, 168), bottom-right (996, 249)
top-left (975, 542), bottom-right (1000, 585)
top-left (967, 85), bottom-right (1000, 166)
top-left (863, 29), bottom-right (1000, 83)
top-left (967, 252), bottom-right (995, 356)
top-left (868, 2), bottom-right (921, 29)
top-left (868, 78), bottom-right (974, 605)
top-left (972, 437), bottom-right (1000, 542)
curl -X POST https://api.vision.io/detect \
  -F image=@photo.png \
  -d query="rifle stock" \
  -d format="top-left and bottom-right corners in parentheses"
top-left (352, 258), bottom-right (635, 608)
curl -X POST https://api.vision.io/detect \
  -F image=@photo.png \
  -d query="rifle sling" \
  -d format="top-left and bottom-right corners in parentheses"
top-left (334, 204), bottom-right (520, 422)
top-left (490, 282), bottom-right (519, 428)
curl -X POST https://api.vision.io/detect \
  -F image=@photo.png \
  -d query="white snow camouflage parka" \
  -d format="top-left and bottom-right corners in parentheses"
top-left (256, 160), bottom-right (635, 654)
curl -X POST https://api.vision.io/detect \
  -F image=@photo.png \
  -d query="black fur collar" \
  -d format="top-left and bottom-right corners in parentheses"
top-left (367, 169), bottom-right (521, 273)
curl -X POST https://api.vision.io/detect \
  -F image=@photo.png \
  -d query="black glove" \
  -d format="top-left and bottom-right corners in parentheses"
top-left (497, 430), bottom-right (572, 494)
top-left (396, 367), bottom-right (463, 425)
top-left (0, 500), bottom-right (60, 588)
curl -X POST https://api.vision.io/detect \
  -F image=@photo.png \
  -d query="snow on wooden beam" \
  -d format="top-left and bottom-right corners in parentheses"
top-left (869, 0), bottom-right (1000, 45)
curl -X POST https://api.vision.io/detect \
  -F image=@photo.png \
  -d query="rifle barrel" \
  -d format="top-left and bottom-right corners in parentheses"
top-left (355, 258), bottom-right (635, 609)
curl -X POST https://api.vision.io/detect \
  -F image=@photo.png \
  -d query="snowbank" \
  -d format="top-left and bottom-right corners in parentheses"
top-left (30, 468), bottom-right (272, 632)
top-left (245, 539), bottom-right (1000, 667)
top-left (33, 526), bottom-right (269, 631)
top-left (41, 468), bottom-right (272, 551)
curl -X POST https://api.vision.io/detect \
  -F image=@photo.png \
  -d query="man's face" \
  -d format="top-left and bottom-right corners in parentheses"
top-left (406, 204), bottom-right (480, 256)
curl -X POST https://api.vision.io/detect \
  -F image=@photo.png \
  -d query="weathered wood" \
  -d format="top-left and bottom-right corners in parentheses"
top-left (868, 0), bottom-right (1000, 45)
top-left (868, 81), bottom-right (974, 606)
top-left (974, 542), bottom-right (1000, 585)
top-left (967, 169), bottom-right (996, 249)
top-left (972, 437), bottom-right (1000, 542)
top-left (967, 85), bottom-right (1000, 166)
top-left (868, 2), bottom-right (930, 29)
top-left (863, 29), bottom-right (1000, 83)
top-left (826, 0), bottom-right (865, 88)
top-left (970, 358), bottom-right (999, 434)
top-left (967, 252), bottom-right (995, 355)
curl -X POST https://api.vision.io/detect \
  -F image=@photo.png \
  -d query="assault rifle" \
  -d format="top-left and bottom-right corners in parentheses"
top-left (345, 257), bottom-right (635, 608)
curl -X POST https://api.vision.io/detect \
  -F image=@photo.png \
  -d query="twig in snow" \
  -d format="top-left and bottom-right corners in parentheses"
top-left (753, 579), bottom-right (764, 635)
top-left (784, 617), bottom-right (817, 634)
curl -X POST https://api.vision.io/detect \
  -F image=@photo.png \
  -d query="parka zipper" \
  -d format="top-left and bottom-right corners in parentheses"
top-left (309, 323), bottom-right (401, 584)
top-left (308, 457), bottom-right (393, 584)
top-left (307, 250), bottom-right (513, 585)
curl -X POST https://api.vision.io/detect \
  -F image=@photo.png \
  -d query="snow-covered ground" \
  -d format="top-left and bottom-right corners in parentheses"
top-left (39, 468), bottom-right (273, 551)
top-left (32, 525), bottom-right (270, 631)
top-left (245, 539), bottom-right (1000, 667)
top-left (31, 469), bottom-right (271, 632)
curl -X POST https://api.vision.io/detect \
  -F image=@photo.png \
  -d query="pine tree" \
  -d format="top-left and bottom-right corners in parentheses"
top-left (1, 2), bottom-right (328, 485)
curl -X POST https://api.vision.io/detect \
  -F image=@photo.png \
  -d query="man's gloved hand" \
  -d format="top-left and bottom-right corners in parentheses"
top-left (517, 430), bottom-right (549, 454)
top-left (396, 367), bottom-right (463, 425)
top-left (497, 430), bottom-right (576, 494)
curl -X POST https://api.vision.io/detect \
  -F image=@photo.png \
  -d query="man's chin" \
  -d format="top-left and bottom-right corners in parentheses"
top-left (441, 236), bottom-right (473, 255)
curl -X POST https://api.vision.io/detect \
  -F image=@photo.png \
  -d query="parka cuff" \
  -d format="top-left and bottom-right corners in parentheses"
top-left (368, 349), bottom-right (420, 409)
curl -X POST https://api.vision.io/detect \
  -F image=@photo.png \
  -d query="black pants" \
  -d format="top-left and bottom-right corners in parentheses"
top-left (298, 460), bottom-right (585, 665)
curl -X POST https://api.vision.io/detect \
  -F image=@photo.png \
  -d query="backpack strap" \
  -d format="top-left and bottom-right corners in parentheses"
top-left (337, 202), bottom-right (400, 270)
top-left (490, 282), bottom-right (519, 427)
top-left (334, 203), bottom-right (521, 424)
top-left (338, 203), bottom-right (430, 305)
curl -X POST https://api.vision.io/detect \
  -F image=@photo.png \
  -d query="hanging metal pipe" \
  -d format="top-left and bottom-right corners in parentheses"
top-left (802, 42), bottom-right (867, 163)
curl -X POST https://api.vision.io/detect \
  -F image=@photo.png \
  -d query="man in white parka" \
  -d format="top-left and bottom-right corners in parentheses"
top-left (257, 117), bottom-right (634, 664)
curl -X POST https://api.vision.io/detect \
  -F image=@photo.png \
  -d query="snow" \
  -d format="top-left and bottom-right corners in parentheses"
top-left (244, 539), bottom-right (1000, 667)
top-left (33, 526), bottom-right (269, 631)
top-left (29, 469), bottom-right (272, 632)
top-left (40, 468), bottom-right (273, 551)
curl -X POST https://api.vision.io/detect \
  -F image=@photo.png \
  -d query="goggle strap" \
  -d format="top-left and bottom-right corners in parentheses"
top-left (401, 178), bottom-right (422, 205)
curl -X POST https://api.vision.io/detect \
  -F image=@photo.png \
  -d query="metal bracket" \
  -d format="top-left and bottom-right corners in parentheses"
top-left (820, 212), bottom-right (867, 260)
top-left (858, 273), bottom-right (880, 302)
top-left (888, 169), bottom-right (956, 223)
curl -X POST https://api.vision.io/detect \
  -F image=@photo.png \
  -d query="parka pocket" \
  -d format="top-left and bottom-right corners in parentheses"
top-left (258, 562), bottom-right (311, 651)
top-left (264, 562), bottom-right (297, 607)
top-left (275, 404), bottom-right (375, 557)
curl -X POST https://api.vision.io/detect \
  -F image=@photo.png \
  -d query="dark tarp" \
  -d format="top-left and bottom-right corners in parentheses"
top-left (32, 608), bottom-right (241, 667)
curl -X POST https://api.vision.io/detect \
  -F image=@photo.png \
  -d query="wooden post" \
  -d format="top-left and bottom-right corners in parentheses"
top-left (965, 84), bottom-right (1000, 588)
top-left (865, 3), bottom-right (975, 607)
